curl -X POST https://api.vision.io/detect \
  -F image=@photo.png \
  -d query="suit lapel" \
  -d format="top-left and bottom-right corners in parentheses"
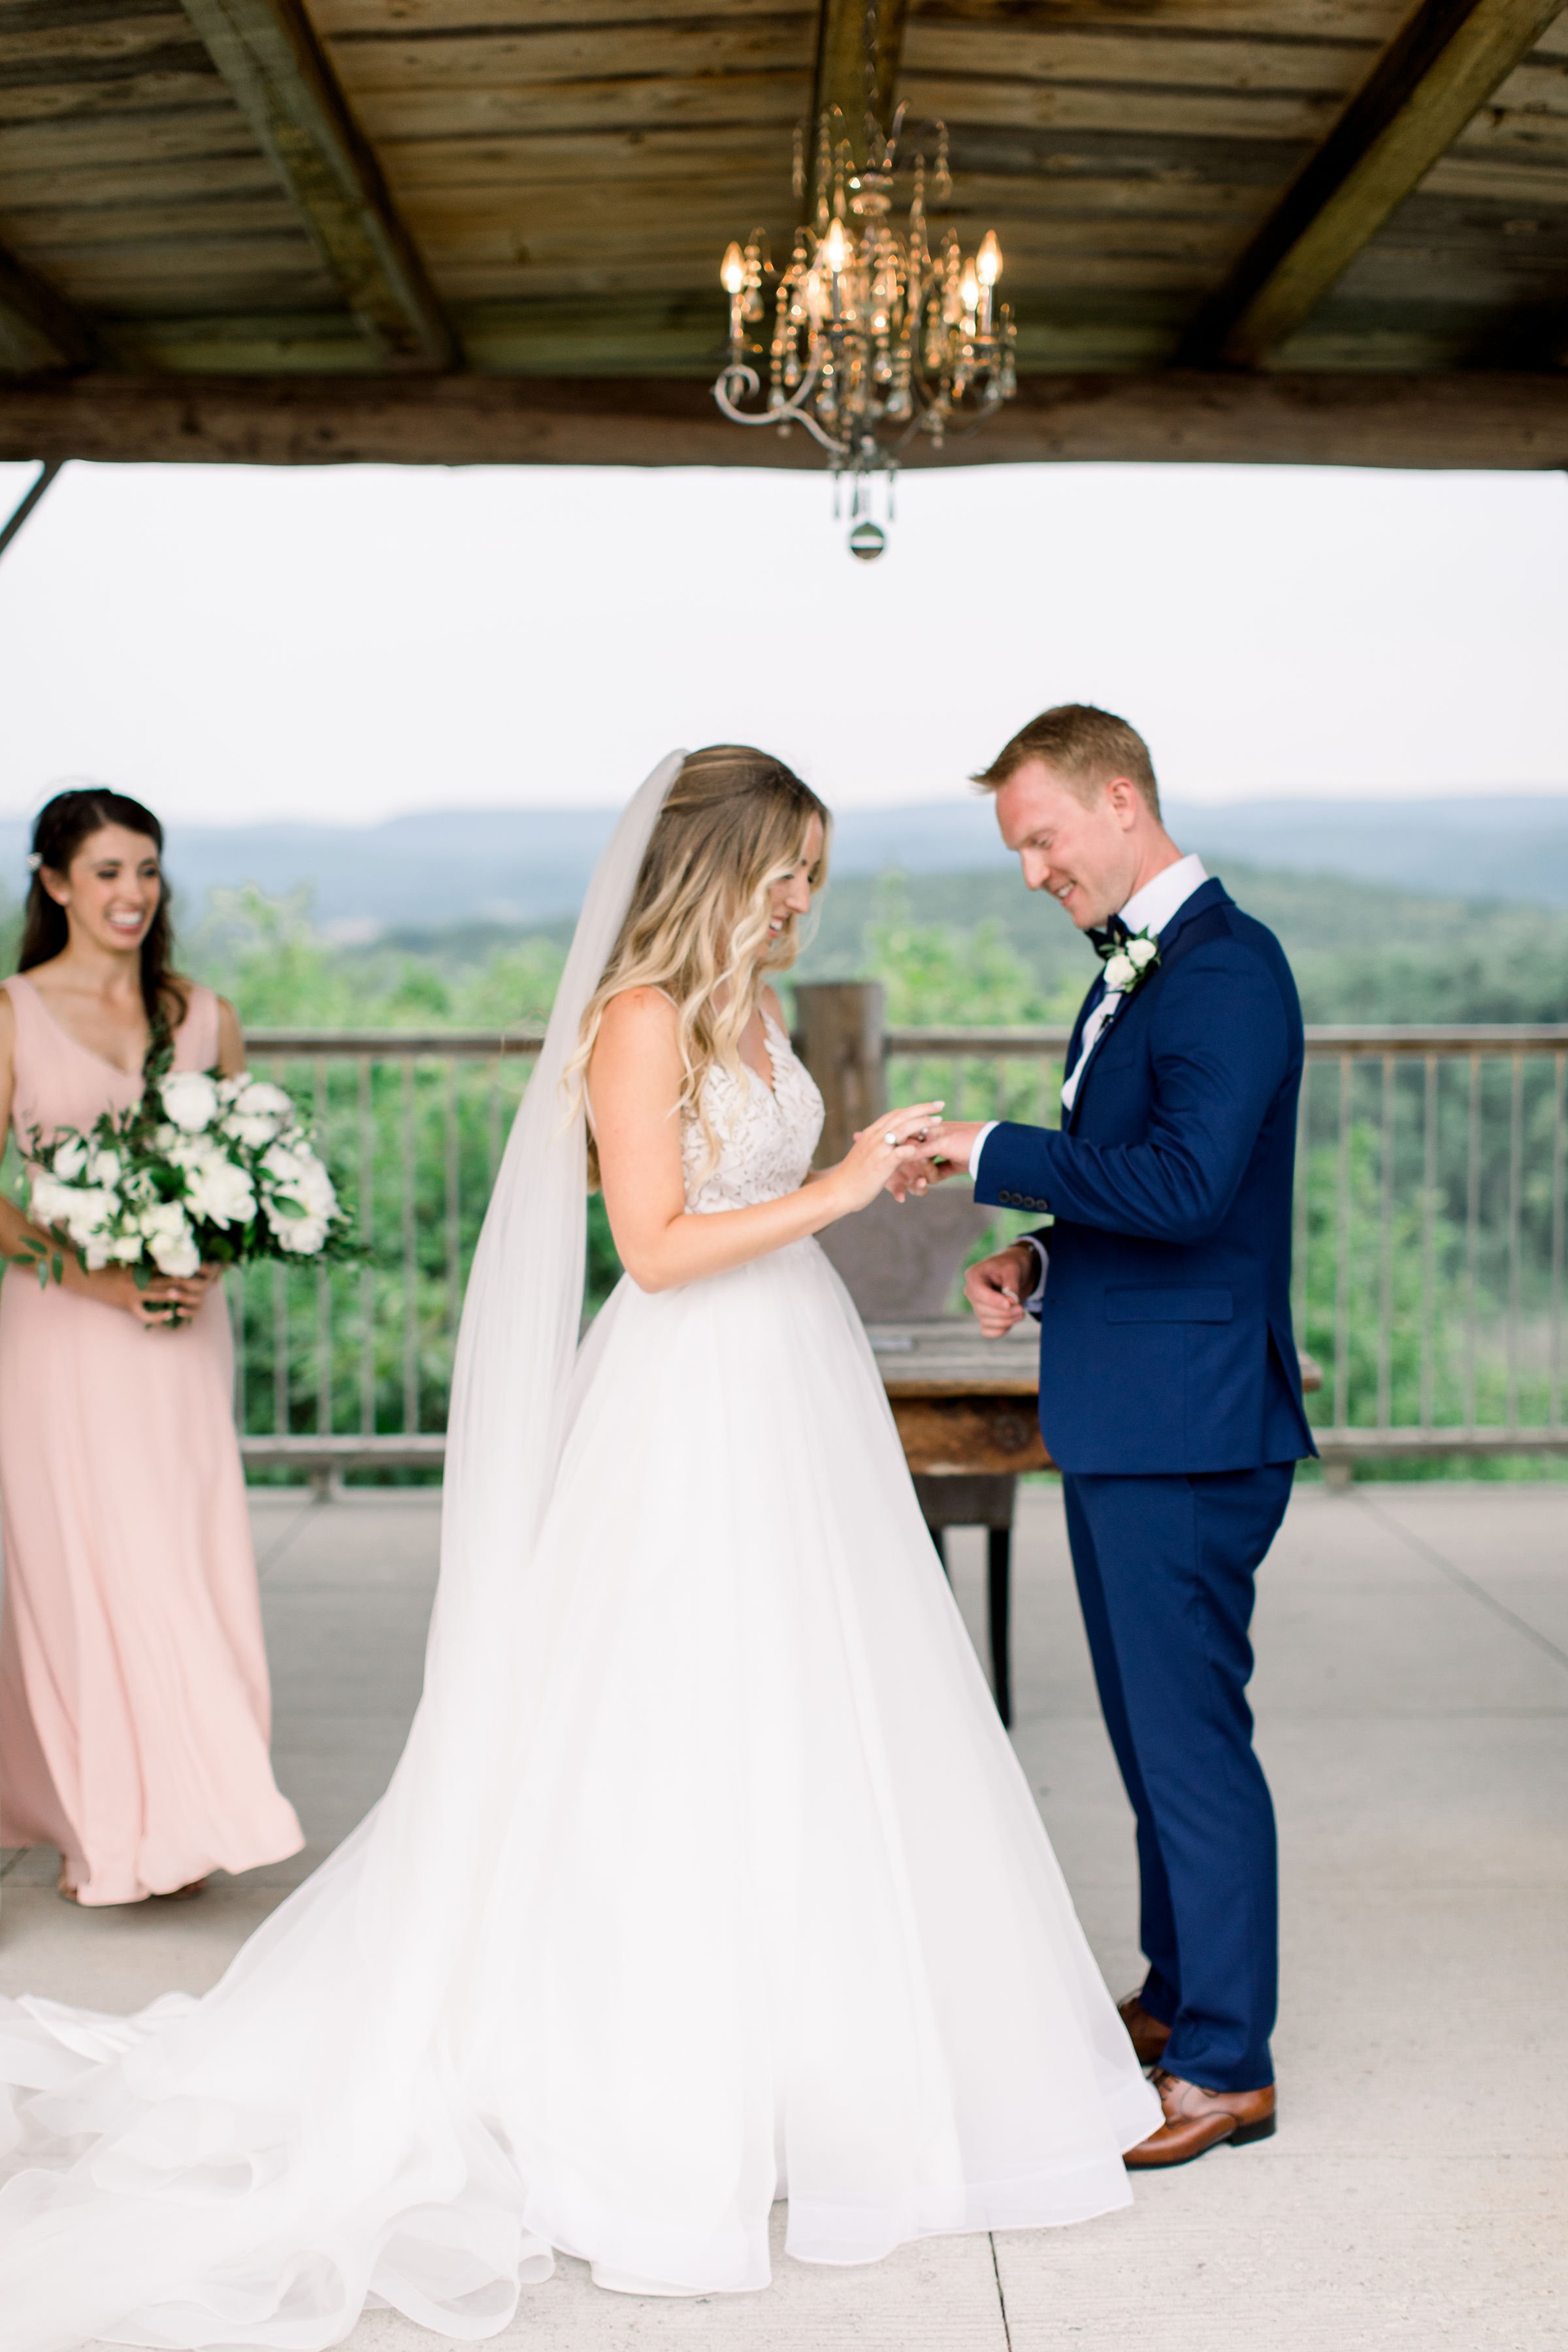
top-left (1065, 877), bottom-right (1232, 1130)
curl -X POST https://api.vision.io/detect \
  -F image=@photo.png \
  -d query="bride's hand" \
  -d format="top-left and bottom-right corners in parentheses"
top-left (824, 1103), bottom-right (945, 1218)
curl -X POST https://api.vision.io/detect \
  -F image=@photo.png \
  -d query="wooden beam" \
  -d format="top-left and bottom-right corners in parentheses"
top-left (813, 0), bottom-right (910, 152)
top-left (1, 370), bottom-right (1566, 470)
top-left (1183, 0), bottom-right (1568, 366)
top-left (0, 243), bottom-right (95, 378)
top-left (176, 0), bottom-right (455, 368)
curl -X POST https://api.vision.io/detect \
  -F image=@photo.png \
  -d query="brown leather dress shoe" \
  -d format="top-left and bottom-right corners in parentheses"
top-left (1124, 2071), bottom-right (1276, 2168)
top-left (1117, 1991), bottom-right (1171, 2070)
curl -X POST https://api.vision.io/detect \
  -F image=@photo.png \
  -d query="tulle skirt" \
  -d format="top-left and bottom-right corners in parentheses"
top-left (0, 1239), bottom-right (1158, 2349)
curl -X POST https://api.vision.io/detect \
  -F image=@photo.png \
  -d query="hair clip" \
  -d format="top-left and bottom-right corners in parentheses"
top-left (25, 852), bottom-right (41, 872)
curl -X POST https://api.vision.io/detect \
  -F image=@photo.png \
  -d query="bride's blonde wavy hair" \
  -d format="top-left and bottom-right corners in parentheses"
top-left (568, 745), bottom-right (830, 1187)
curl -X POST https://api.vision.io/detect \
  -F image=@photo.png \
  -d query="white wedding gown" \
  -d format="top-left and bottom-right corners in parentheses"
top-left (0, 767), bottom-right (1158, 2351)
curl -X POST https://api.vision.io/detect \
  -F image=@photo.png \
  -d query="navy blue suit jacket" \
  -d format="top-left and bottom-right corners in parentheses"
top-left (973, 877), bottom-right (1316, 1476)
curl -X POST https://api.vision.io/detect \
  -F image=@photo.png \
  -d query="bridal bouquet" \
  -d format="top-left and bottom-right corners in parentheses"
top-left (16, 1066), bottom-right (351, 1311)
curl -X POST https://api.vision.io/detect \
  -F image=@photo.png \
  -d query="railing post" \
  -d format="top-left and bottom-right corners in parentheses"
top-left (794, 981), bottom-right (887, 1168)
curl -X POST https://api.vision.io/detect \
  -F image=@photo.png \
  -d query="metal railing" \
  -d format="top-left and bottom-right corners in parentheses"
top-left (886, 1022), bottom-right (1568, 1471)
top-left (234, 1029), bottom-right (542, 1484)
top-left (171, 1019), bottom-right (1568, 1482)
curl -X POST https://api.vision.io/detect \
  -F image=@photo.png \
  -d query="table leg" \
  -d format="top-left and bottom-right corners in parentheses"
top-left (987, 1527), bottom-right (1012, 1727)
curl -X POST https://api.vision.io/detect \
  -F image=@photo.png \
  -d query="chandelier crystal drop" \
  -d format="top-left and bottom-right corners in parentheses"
top-left (714, 103), bottom-right (1016, 558)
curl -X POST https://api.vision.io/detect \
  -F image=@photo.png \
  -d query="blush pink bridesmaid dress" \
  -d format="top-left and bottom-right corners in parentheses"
top-left (0, 973), bottom-right (304, 1904)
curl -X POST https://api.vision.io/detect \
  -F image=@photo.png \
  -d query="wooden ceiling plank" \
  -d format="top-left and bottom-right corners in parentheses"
top-left (0, 151), bottom-right (285, 206)
top-left (353, 73), bottom-right (811, 141)
top-left (1181, 0), bottom-right (1568, 364)
top-left (0, 12), bottom-right (193, 70)
top-left (912, 0), bottom-right (1413, 35)
top-left (0, 67), bottom-right (220, 121)
top-left (904, 22), bottom-right (1384, 97)
top-left (4, 368), bottom-right (1568, 467)
top-left (13, 197), bottom-right (323, 255)
top-left (327, 20), bottom-right (817, 91)
top-left (1426, 143), bottom-right (1568, 191)
top-left (175, 0), bottom-right (455, 365)
top-left (314, 0), bottom-right (814, 27)
top-left (896, 71), bottom-right (1341, 138)
top-left (0, 234), bottom-right (94, 372)
top-left (0, 105), bottom-right (261, 169)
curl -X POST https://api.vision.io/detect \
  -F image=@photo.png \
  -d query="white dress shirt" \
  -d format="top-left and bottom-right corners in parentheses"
top-left (968, 853), bottom-right (1209, 1307)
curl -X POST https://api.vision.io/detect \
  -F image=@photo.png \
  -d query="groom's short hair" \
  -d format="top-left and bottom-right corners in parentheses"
top-left (973, 704), bottom-right (1160, 819)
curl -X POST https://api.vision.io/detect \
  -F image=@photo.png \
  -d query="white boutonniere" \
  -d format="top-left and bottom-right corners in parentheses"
top-left (1098, 928), bottom-right (1161, 1000)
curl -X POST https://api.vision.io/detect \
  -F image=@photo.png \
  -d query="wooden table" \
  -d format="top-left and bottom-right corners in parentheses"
top-left (867, 1319), bottom-right (1322, 1728)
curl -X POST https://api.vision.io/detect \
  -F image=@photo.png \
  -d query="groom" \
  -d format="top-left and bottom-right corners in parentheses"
top-left (917, 704), bottom-right (1315, 2169)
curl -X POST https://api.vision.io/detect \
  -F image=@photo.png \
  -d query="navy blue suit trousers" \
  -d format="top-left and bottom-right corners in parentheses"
top-left (1063, 1461), bottom-right (1292, 2091)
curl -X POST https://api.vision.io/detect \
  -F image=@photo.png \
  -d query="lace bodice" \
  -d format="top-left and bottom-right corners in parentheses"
top-left (681, 1010), bottom-right (825, 1213)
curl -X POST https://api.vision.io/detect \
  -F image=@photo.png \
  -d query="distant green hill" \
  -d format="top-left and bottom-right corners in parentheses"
top-left (795, 860), bottom-right (1568, 1026)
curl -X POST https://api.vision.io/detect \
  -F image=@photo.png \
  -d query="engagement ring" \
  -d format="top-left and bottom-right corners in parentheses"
top-left (884, 1131), bottom-right (899, 1147)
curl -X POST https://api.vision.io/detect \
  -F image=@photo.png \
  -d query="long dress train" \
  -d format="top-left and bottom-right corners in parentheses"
top-left (0, 760), bottom-right (1157, 2349)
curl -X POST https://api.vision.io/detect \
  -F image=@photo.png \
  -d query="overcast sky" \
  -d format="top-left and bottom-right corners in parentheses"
top-left (2, 456), bottom-right (1564, 827)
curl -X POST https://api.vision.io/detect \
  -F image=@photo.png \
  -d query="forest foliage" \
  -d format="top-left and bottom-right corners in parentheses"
top-left (5, 864), bottom-right (1567, 1481)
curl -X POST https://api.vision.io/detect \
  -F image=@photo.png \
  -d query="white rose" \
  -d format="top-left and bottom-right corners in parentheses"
top-left (267, 1208), bottom-right (328, 1256)
top-left (71, 1189), bottom-right (118, 1241)
top-left (261, 1141), bottom-right (304, 1186)
top-left (224, 1110), bottom-right (280, 1150)
top-left (86, 1147), bottom-right (122, 1189)
top-left (167, 1133), bottom-right (223, 1173)
top-left (140, 1202), bottom-right (200, 1277)
top-left (1103, 951), bottom-right (1136, 992)
top-left (150, 1228), bottom-right (200, 1278)
top-left (1127, 937), bottom-right (1158, 970)
top-left (287, 1147), bottom-right (337, 1220)
top-left (51, 1135), bottom-right (87, 1181)
top-left (37, 1181), bottom-right (118, 1244)
top-left (106, 1232), bottom-right (144, 1264)
top-left (28, 1173), bottom-right (74, 1229)
top-left (221, 1080), bottom-right (293, 1149)
top-left (184, 1156), bottom-right (257, 1229)
top-left (237, 1080), bottom-right (291, 1120)
top-left (139, 1201), bottom-right (188, 1241)
top-left (160, 1071), bottom-right (220, 1134)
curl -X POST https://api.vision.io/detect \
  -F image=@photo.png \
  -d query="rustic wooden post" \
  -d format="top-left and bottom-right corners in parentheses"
top-left (794, 981), bottom-right (887, 1168)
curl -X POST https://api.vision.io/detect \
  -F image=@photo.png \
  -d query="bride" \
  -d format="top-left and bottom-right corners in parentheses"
top-left (0, 748), bottom-right (1158, 2348)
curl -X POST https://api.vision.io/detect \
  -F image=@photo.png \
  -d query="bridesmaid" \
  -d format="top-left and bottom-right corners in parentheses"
top-left (0, 789), bottom-right (303, 1906)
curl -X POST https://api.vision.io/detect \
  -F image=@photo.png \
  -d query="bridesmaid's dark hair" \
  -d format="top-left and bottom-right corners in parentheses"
top-left (18, 787), bottom-right (187, 1032)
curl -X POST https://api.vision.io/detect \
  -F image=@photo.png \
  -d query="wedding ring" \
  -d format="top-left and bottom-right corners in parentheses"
top-left (884, 1130), bottom-right (899, 1147)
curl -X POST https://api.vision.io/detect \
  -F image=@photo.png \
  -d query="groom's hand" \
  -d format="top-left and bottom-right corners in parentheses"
top-left (964, 1243), bottom-right (1036, 1337)
top-left (884, 1117), bottom-right (987, 1201)
top-left (922, 1119), bottom-right (988, 1175)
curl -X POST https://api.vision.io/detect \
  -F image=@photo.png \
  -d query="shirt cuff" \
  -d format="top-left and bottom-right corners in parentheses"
top-left (1020, 1234), bottom-right (1048, 1313)
top-left (968, 1121), bottom-right (999, 1179)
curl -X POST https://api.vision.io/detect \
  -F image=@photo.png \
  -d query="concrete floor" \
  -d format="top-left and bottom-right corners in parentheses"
top-left (3, 1479), bottom-right (1565, 2349)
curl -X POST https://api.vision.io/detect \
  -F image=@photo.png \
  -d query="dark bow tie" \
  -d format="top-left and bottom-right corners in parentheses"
top-left (1087, 914), bottom-right (1131, 960)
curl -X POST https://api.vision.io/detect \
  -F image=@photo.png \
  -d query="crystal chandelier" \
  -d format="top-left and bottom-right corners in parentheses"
top-left (715, 101), bottom-right (1017, 560)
